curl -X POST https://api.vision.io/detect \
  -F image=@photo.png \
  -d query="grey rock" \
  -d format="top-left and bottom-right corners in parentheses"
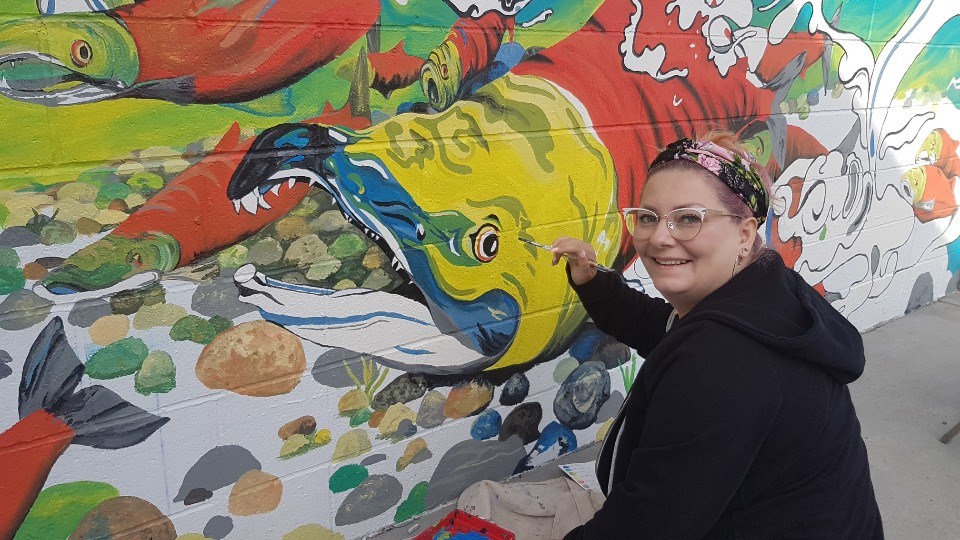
top-left (499, 402), bottom-right (542, 444)
top-left (590, 336), bottom-right (632, 370)
top-left (67, 298), bottom-right (113, 328)
top-left (416, 390), bottom-right (446, 429)
top-left (0, 227), bottom-right (40, 248)
top-left (425, 437), bottom-right (527, 509)
top-left (0, 350), bottom-right (10, 363)
top-left (335, 475), bottom-right (404, 526)
top-left (285, 234), bottom-right (327, 266)
top-left (312, 348), bottom-right (390, 388)
top-left (0, 351), bottom-right (11, 380)
top-left (906, 273), bottom-right (934, 314)
top-left (192, 277), bottom-right (258, 319)
top-left (372, 373), bottom-right (428, 410)
top-left (184, 488), bottom-right (213, 505)
top-left (203, 515), bottom-right (234, 539)
top-left (360, 453), bottom-right (387, 466)
top-left (499, 372), bottom-right (529, 406)
top-left (395, 419), bottom-right (417, 439)
top-left (554, 361), bottom-right (610, 429)
top-left (595, 390), bottom-right (624, 424)
top-left (173, 445), bottom-right (261, 502)
top-left (0, 290), bottom-right (53, 331)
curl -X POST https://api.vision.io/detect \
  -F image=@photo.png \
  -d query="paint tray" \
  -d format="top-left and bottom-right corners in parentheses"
top-left (414, 509), bottom-right (515, 540)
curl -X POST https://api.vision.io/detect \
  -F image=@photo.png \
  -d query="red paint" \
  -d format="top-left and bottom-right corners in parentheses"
top-left (115, 0), bottom-right (380, 102)
top-left (115, 105), bottom-right (372, 267)
top-left (368, 41), bottom-right (425, 97)
top-left (0, 410), bottom-right (75, 537)
top-left (445, 11), bottom-right (509, 83)
top-left (513, 4), bottom-right (781, 254)
top-left (912, 165), bottom-right (958, 223)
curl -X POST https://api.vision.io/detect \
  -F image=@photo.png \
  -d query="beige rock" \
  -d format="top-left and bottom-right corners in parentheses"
top-left (96, 209), bottom-right (130, 225)
top-left (140, 146), bottom-right (178, 160)
top-left (57, 182), bottom-right (98, 203)
top-left (163, 159), bottom-right (192, 176)
top-left (362, 269), bottom-right (392, 290)
top-left (279, 434), bottom-right (312, 458)
top-left (338, 388), bottom-right (369, 415)
top-left (305, 255), bottom-right (341, 281)
top-left (54, 199), bottom-right (99, 222)
top-left (228, 469), bottom-right (283, 516)
top-left (283, 524), bottom-right (344, 540)
top-left (6, 193), bottom-right (54, 211)
top-left (333, 279), bottom-right (356, 291)
top-left (378, 403), bottom-right (417, 437)
top-left (116, 161), bottom-right (146, 176)
top-left (133, 303), bottom-right (188, 330)
top-left (195, 320), bottom-right (306, 397)
top-left (362, 247), bottom-right (386, 269)
top-left (5, 207), bottom-right (38, 227)
top-left (89, 314), bottom-right (130, 346)
top-left (332, 429), bottom-right (372, 462)
top-left (76, 217), bottom-right (103, 235)
top-left (126, 192), bottom-right (148, 209)
top-left (175, 534), bottom-right (211, 540)
top-left (396, 437), bottom-right (429, 471)
top-left (596, 417), bottom-right (614, 442)
top-left (275, 216), bottom-right (310, 242)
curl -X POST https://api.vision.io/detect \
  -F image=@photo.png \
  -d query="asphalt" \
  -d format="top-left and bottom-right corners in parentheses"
top-left (372, 292), bottom-right (960, 539)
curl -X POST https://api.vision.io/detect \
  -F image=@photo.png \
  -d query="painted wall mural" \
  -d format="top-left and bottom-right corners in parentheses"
top-left (0, 0), bottom-right (958, 538)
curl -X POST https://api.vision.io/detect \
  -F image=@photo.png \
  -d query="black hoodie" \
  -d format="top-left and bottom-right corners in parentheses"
top-left (563, 253), bottom-right (883, 539)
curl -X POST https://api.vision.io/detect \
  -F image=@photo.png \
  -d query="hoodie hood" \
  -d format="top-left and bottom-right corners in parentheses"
top-left (682, 253), bottom-right (865, 384)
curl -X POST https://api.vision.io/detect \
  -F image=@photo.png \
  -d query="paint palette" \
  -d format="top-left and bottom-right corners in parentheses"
top-left (415, 510), bottom-right (515, 540)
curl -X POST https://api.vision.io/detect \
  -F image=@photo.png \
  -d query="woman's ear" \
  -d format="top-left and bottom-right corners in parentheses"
top-left (739, 216), bottom-right (758, 248)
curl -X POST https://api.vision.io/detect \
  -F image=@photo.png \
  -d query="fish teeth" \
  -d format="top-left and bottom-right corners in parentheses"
top-left (288, 178), bottom-right (297, 189)
top-left (257, 192), bottom-right (272, 210)
top-left (233, 199), bottom-right (241, 214)
top-left (239, 191), bottom-right (259, 214)
top-left (270, 184), bottom-right (282, 196)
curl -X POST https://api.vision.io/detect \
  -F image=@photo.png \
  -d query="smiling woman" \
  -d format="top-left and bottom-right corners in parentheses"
top-left (551, 133), bottom-right (884, 539)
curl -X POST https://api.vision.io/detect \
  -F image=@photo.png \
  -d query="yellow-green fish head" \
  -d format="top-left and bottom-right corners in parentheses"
top-left (0, 13), bottom-right (138, 105)
top-left (229, 73), bottom-right (621, 371)
top-left (916, 129), bottom-right (944, 165)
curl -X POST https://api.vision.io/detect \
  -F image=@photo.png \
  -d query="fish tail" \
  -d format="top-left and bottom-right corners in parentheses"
top-left (0, 317), bottom-right (169, 535)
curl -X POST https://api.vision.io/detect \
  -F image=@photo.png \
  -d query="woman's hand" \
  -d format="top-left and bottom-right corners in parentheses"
top-left (551, 236), bottom-right (599, 285)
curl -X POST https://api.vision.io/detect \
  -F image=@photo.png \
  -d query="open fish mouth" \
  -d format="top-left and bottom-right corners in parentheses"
top-left (0, 52), bottom-right (125, 104)
top-left (226, 123), bottom-right (520, 369)
top-left (226, 124), bottom-right (415, 286)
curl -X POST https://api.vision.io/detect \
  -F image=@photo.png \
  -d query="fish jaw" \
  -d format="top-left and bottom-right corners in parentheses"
top-left (228, 73), bottom-right (621, 372)
top-left (0, 14), bottom-right (138, 105)
top-left (41, 232), bottom-right (179, 294)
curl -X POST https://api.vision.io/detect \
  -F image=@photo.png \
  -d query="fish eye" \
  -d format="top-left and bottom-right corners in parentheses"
top-left (472, 224), bottom-right (499, 263)
top-left (128, 252), bottom-right (143, 268)
top-left (71, 40), bottom-right (93, 67)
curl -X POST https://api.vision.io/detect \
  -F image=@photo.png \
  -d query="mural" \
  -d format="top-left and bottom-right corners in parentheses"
top-left (1, 0), bottom-right (959, 537)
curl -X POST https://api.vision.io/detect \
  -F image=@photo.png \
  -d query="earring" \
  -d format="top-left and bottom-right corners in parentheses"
top-left (732, 247), bottom-right (748, 278)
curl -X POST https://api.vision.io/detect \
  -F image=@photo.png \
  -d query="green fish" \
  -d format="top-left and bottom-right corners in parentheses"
top-left (0, 13), bottom-right (138, 105)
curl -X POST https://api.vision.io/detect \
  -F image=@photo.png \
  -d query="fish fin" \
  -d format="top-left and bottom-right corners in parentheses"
top-left (764, 52), bottom-right (807, 168)
top-left (18, 317), bottom-right (84, 420)
top-left (125, 77), bottom-right (196, 104)
top-left (55, 386), bottom-right (169, 449)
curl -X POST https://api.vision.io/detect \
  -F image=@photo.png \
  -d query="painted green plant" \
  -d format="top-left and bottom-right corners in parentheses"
top-left (618, 353), bottom-right (640, 394)
top-left (344, 356), bottom-right (389, 404)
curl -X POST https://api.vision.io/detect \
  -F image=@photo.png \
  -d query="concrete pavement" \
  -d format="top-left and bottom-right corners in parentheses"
top-left (853, 293), bottom-right (960, 539)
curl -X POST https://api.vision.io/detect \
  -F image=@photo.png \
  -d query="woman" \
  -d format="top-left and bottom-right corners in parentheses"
top-left (553, 134), bottom-right (883, 539)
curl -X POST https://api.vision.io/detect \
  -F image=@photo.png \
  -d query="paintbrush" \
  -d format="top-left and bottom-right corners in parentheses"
top-left (518, 237), bottom-right (617, 273)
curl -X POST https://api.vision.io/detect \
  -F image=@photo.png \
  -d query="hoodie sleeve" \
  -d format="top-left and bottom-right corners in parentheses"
top-left (569, 267), bottom-right (673, 357)
top-left (565, 326), bottom-right (783, 539)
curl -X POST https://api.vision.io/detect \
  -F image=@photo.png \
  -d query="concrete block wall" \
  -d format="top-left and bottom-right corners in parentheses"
top-left (0, 0), bottom-right (957, 538)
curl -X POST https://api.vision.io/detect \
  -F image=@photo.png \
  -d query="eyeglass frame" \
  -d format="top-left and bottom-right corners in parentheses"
top-left (621, 207), bottom-right (744, 241)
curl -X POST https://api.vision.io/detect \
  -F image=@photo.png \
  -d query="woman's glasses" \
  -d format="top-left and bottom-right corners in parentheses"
top-left (621, 207), bottom-right (742, 241)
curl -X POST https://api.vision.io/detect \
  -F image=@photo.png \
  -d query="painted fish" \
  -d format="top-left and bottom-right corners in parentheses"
top-left (41, 102), bottom-right (372, 294)
top-left (0, 0), bottom-right (386, 104)
top-left (0, 317), bottom-right (169, 536)
top-left (224, 0), bottom-right (821, 373)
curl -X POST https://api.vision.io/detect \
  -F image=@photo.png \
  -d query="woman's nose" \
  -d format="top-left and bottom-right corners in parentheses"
top-left (648, 217), bottom-right (676, 245)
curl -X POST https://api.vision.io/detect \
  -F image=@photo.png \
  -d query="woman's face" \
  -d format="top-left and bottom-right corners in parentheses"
top-left (635, 167), bottom-right (756, 316)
